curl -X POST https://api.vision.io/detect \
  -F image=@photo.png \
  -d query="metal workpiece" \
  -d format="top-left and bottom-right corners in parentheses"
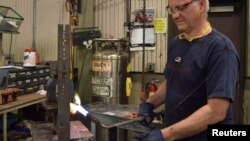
top-left (57, 24), bottom-right (71, 141)
top-left (87, 112), bottom-right (144, 129)
top-left (101, 116), bottom-right (144, 129)
top-left (85, 103), bottom-right (162, 133)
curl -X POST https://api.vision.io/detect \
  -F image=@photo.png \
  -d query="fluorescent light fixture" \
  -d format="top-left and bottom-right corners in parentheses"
top-left (210, 6), bottom-right (234, 13)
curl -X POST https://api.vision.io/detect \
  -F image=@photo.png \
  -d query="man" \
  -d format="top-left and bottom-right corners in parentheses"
top-left (138, 0), bottom-right (240, 141)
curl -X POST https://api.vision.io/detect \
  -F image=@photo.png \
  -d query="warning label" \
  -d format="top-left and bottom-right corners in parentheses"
top-left (92, 61), bottom-right (112, 72)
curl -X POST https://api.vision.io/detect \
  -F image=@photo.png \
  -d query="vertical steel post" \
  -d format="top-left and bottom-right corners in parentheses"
top-left (57, 24), bottom-right (71, 141)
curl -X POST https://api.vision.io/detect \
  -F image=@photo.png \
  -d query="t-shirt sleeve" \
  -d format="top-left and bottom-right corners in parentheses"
top-left (206, 48), bottom-right (239, 102)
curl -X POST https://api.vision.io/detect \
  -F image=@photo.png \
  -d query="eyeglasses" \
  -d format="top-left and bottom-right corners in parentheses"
top-left (166, 0), bottom-right (200, 15)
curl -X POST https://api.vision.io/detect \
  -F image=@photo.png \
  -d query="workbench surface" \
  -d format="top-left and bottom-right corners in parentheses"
top-left (0, 93), bottom-right (47, 141)
top-left (0, 93), bottom-right (46, 114)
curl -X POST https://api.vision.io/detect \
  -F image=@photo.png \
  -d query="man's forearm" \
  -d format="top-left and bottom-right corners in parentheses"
top-left (146, 80), bottom-right (167, 108)
top-left (161, 98), bottom-right (230, 141)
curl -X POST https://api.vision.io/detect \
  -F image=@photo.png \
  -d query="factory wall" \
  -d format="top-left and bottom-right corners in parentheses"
top-left (129, 0), bottom-right (167, 73)
top-left (0, 0), bottom-right (33, 64)
top-left (0, 0), bottom-right (69, 64)
top-left (93, 0), bottom-right (168, 73)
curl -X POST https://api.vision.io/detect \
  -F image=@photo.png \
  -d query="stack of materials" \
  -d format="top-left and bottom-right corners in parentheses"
top-left (0, 88), bottom-right (22, 104)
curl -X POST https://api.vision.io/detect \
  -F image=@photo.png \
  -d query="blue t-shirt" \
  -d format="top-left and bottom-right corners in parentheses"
top-left (163, 28), bottom-right (240, 140)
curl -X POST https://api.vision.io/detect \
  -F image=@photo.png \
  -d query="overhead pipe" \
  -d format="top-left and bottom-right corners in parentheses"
top-left (140, 0), bottom-right (147, 101)
top-left (32, 0), bottom-right (37, 49)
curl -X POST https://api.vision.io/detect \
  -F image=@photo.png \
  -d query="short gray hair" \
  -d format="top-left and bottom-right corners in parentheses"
top-left (206, 0), bottom-right (210, 13)
top-left (205, 0), bottom-right (210, 17)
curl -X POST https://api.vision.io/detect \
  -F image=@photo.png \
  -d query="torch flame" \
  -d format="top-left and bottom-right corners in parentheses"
top-left (70, 103), bottom-right (77, 114)
top-left (74, 94), bottom-right (81, 105)
top-left (70, 93), bottom-right (88, 116)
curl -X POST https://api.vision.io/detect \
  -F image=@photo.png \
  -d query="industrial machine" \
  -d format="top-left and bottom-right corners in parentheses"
top-left (72, 27), bottom-right (102, 47)
top-left (91, 38), bottom-right (129, 141)
top-left (91, 39), bottom-right (129, 104)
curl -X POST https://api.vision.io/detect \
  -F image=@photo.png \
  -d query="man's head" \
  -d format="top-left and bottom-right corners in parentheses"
top-left (167, 0), bottom-right (210, 34)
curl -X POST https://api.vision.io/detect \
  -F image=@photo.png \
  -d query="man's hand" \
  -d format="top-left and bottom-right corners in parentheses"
top-left (134, 129), bottom-right (165, 141)
top-left (138, 102), bottom-right (155, 126)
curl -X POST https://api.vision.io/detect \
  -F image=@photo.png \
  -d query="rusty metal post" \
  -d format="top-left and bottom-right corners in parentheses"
top-left (57, 24), bottom-right (71, 141)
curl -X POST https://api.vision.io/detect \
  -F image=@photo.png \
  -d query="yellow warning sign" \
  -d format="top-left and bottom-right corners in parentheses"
top-left (153, 18), bottom-right (167, 33)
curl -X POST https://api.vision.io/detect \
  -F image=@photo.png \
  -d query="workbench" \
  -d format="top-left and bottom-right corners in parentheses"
top-left (0, 93), bottom-right (46, 141)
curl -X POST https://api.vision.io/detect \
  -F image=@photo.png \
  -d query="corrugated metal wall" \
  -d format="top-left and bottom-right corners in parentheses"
top-left (0, 0), bottom-right (33, 62)
top-left (0, 0), bottom-right (69, 63)
top-left (1, 0), bottom-right (167, 72)
top-left (35, 0), bottom-right (69, 61)
top-left (94, 0), bottom-right (126, 38)
top-left (94, 0), bottom-right (168, 73)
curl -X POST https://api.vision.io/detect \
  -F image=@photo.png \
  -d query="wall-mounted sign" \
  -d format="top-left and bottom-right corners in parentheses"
top-left (153, 18), bottom-right (167, 33)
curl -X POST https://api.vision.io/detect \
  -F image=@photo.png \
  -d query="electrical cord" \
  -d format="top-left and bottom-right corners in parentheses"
top-left (7, 33), bottom-right (13, 65)
top-left (142, 0), bottom-right (146, 86)
top-left (77, 48), bottom-right (89, 91)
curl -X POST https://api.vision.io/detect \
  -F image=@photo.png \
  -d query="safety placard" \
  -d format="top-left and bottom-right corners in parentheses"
top-left (92, 86), bottom-right (110, 96)
top-left (92, 61), bottom-right (112, 72)
top-left (92, 77), bottom-right (112, 85)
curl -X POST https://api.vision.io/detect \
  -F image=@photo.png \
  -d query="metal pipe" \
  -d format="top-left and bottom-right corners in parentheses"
top-left (87, 112), bottom-right (144, 129)
top-left (3, 113), bottom-right (7, 141)
top-left (141, 0), bottom-right (147, 100)
top-left (98, 116), bottom-right (144, 129)
top-left (32, 0), bottom-right (37, 49)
